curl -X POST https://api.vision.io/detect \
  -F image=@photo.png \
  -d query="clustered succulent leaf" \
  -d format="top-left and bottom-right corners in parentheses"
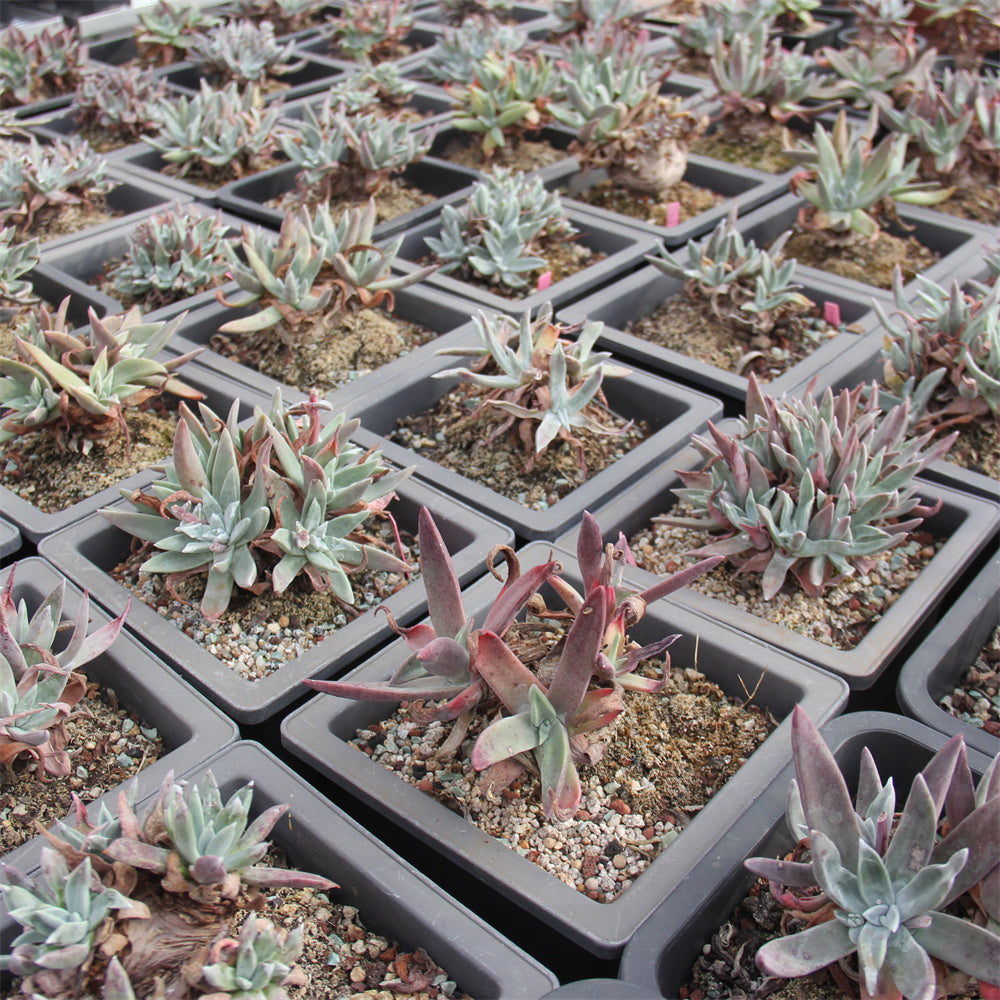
top-left (135, 0), bottom-right (221, 66)
top-left (915, 0), bottom-right (1000, 70)
top-left (847, 0), bottom-right (918, 49)
top-left (0, 299), bottom-right (203, 456)
top-left (1, 769), bottom-right (335, 998)
top-left (143, 80), bottom-right (286, 180)
top-left (187, 18), bottom-right (308, 84)
top-left (662, 375), bottom-right (958, 599)
top-left (278, 99), bottom-right (435, 203)
top-left (0, 565), bottom-right (127, 778)
top-left (426, 167), bottom-right (576, 291)
top-left (875, 267), bottom-right (1000, 432)
top-left (648, 212), bottom-right (813, 334)
top-left (0, 138), bottom-right (116, 237)
top-left (107, 206), bottom-right (237, 308)
top-left (551, 0), bottom-right (644, 37)
top-left (311, 506), bottom-right (717, 820)
top-left (0, 24), bottom-right (88, 108)
top-left (72, 64), bottom-right (168, 143)
top-left (434, 301), bottom-right (631, 471)
top-left (218, 199), bottom-right (433, 340)
top-left (0, 228), bottom-right (38, 311)
top-left (424, 18), bottom-right (532, 86)
top-left (786, 110), bottom-right (954, 239)
top-left (673, 0), bottom-right (776, 56)
top-left (102, 389), bottom-right (413, 619)
top-left (321, 0), bottom-right (416, 63)
top-left (225, 0), bottom-right (327, 34)
top-left (449, 50), bottom-right (560, 155)
top-left (746, 707), bottom-right (1000, 1000)
top-left (322, 64), bottom-right (417, 114)
top-left (817, 36), bottom-right (937, 110)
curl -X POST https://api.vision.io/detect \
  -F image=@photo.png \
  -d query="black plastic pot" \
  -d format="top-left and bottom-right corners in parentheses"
top-left (332, 345), bottom-right (722, 541)
top-left (162, 281), bottom-right (483, 412)
top-left (296, 22), bottom-right (440, 68)
top-left (776, 15), bottom-right (841, 52)
top-left (280, 545), bottom-right (849, 958)
top-left (0, 515), bottom-right (19, 562)
top-left (38, 479), bottom-right (513, 725)
top-left (104, 143), bottom-right (240, 206)
top-left (555, 419), bottom-right (1000, 689)
top-left (0, 740), bottom-right (559, 1000)
top-left (0, 557), bottom-right (238, 875)
top-left (896, 550), bottom-right (1000, 758)
top-left (559, 153), bottom-right (788, 249)
top-left (37, 206), bottom-right (251, 323)
top-left (215, 156), bottom-right (479, 235)
top-left (25, 260), bottom-right (122, 320)
top-left (558, 260), bottom-right (881, 407)
top-left (736, 192), bottom-right (1000, 298)
top-left (0, 358), bottom-right (262, 545)
top-left (394, 205), bottom-right (662, 314)
top-left (279, 76), bottom-right (453, 127)
top-left (618, 711), bottom-right (995, 998)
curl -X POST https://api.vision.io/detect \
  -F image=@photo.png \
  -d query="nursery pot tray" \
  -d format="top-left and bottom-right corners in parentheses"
top-left (334, 348), bottom-right (722, 541)
top-left (556, 421), bottom-right (1000, 688)
top-left (618, 712), bottom-right (995, 998)
top-left (38, 480), bottom-right (513, 725)
top-left (281, 547), bottom-right (849, 958)
top-left (215, 156), bottom-right (479, 235)
top-left (0, 740), bottom-right (558, 1000)
top-left (897, 550), bottom-right (1000, 759)
top-left (559, 264), bottom-right (880, 407)
top-left (25, 261), bottom-right (123, 321)
top-left (0, 557), bottom-right (238, 876)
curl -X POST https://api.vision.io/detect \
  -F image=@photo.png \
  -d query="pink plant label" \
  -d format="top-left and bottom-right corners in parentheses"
top-left (537, 271), bottom-right (553, 291)
top-left (824, 301), bottom-right (841, 326)
top-left (665, 202), bottom-right (681, 228)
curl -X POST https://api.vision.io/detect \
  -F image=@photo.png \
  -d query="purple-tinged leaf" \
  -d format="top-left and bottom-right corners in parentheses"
top-left (639, 556), bottom-right (723, 604)
top-left (755, 919), bottom-right (854, 977)
top-left (576, 511), bottom-right (604, 593)
top-left (744, 857), bottom-right (817, 887)
top-left (191, 855), bottom-right (228, 884)
top-left (570, 687), bottom-right (623, 735)
top-left (855, 747), bottom-right (882, 816)
top-left (883, 776), bottom-right (936, 884)
top-left (241, 866), bottom-right (337, 890)
top-left (416, 636), bottom-right (471, 680)
top-left (105, 839), bottom-right (171, 873)
top-left (418, 507), bottom-right (467, 639)
top-left (471, 713), bottom-right (540, 770)
top-left (945, 740), bottom-right (976, 828)
top-left (303, 677), bottom-right (469, 702)
top-left (912, 911), bottom-right (1000, 987)
top-left (933, 794), bottom-right (1000, 906)
top-left (546, 587), bottom-right (607, 720)
top-left (241, 803), bottom-right (288, 848)
top-left (482, 558), bottom-right (558, 636)
top-left (548, 573), bottom-right (584, 615)
top-left (918, 733), bottom-right (962, 820)
top-left (475, 631), bottom-right (543, 714)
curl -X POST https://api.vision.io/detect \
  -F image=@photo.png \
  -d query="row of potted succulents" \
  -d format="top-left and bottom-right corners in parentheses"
top-left (1, 0), bottom-right (998, 996)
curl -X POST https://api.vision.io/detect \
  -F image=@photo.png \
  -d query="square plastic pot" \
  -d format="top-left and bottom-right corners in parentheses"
top-left (618, 711), bottom-right (996, 998)
top-left (280, 546), bottom-right (849, 959)
top-left (24, 261), bottom-right (122, 320)
top-left (331, 346), bottom-right (722, 541)
top-left (0, 516), bottom-right (19, 562)
top-left (104, 143), bottom-right (237, 206)
top-left (766, 322), bottom-right (1000, 503)
top-left (38, 479), bottom-right (513, 725)
top-left (279, 76), bottom-right (453, 126)
top-left (555, 420), bottom-right (1000, 688)
top-left (736, 192), bottom-right (1000, 299)
top-left (0, 740), bottom-right (559, 1000)
top-left (560, 153), bottom-right (788, 249)
top-left (37, 206), bottom-right (251, 322)
top-left (393, 206), bottom-right (663, 314)
top-left (558, 262), bottom-right (881, 407)
top-left (0, 359), bottom-right (262, 545)
top-left (296, 23), bottom-right (440, 70)
top-left (896, 550), bottom-right (1000, 759)
top-left (215, 156), bottom-right (479, 235)
top-left (162, 281), bottom-right (484, 412)
top-left (0, 557), bottom-right (238, 876)
top-left (776, 15), bottom-right (841, 51)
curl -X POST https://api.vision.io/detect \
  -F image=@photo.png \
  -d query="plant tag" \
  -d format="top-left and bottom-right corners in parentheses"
top-left (665, 202), bottom-right (681, 227)
top-left (823, 301), bottom-right (841, 326)
top-left (537, 271), bottom-right (553, 291)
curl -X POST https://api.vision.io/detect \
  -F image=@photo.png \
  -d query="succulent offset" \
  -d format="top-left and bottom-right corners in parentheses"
top-left (135, 0), bottom-right (221, 65)
top-left (320, 0), bottom-right (416, 62)
top-left (187, 18), bottom-right (307, 84)
top-left (746, 708), bottom-right (1000, 999)
top-left (72, 64), bottom-right (168, 144)
top-left (661, 375), bottom-right (957, 599)
top-left (425, 18), bottom-right (531, 85)
top-left (0, 228), bottom-right (38, 312)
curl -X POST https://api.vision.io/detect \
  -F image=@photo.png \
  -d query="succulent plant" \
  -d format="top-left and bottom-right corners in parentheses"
top-left (278, 100), bottom-right (435, 204)
top-left (218, 200), bottom-right (433, 341)
top-left (647, 211), bottom-right (812, 334)
top-left (0, 24), bottom-right (88, 108)
top-left (915, 0), bottom-right (1000, 70)
top-left (425, 18), bottom-right (532, 86)
top-left (0, 300), bottom-right (203, 456)
top-left (0, 850), bottom-right (144, 997)
top-left (199, 918), bottom-right (307, 996)
top-left (106, 206), bottom-right (236, 307)
top-left (323, 63), bottom-right (418, 114)
top-left (785, 110), bottom-right (954, 240)
top-left (449, 50), bottom-right (560, 156)
top-left (875, 267), bottom-right (1000, 432)
top-left (0, 564), bottom-right (128, 777)
top-left (0, 228), bottom-right (38, 312)
top-left (143, 80), bottom-right (286, 180)
top-left (135, 0), bottom-right (221, 65)
top-left (72, 64), bottom-right (168, 144)
top-left (425, 167), bottom-right (576, 291)
top-left (187, 19), bottom-right (308, 85)
top-left (745, 707), bottom-right (1000, 999)
top-left (551, 0), bottom-right (644, 36)
top-left (225, 0), bottom-right (327, 34)
top-left (438, 0), bottom-right (517, 26)
top-left (662, 375), bottom-right (957, 599)
top-left (817, 36), bottom-right (937, 110)
top-left (102, 390), bottom-right (412, 619)
top-left (674, 0), bottom-right (776, 56)
top-left (764, 0), bottom-right (821, 29)
top-left (434, 302), bottom-right (631, 471)
top-left (847, 0), bottom-right (918, 48)
top-left (320, 0), bottom-right (416, 63)
top-left (0, 138), bottom-right (116, 237)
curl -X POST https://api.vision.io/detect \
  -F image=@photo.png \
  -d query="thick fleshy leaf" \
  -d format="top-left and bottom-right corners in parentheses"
top-left (546, 587), bottom-right (607, 721)
top-left (471, 712), bottom-right (540, 770)
top-left (481, 558), bottom-right (558, 637)
top-left (474, 631), bottom-right (543, 714)
top-left (417, 507), bottom-right (466, 639)
top-left (755, 920), bottom-right (855, 978)
top-left (743, 857), bottom-right (818, 887)
top-left (913, 911), bottom-right (1000, 985)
